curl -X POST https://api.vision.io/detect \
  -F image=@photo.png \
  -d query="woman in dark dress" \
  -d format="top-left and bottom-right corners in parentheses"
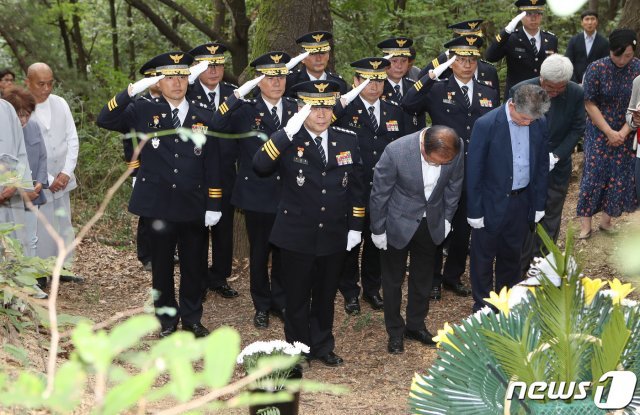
top-left (577, 29), bottom-right (640, 238)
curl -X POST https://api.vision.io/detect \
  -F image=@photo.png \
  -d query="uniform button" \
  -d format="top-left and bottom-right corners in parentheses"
top-left (468, 113), bottom-right (472, 117)
top-left (284, 210), bottom-right (288, 214)
top-left (174, 154), bottom-right (179, 158)
top-left (369, 181), bottom-right (373, 186)
top-left (322, 172), bottom-right (326, 176)
top-left (447, 109), bottom-right (450, 112)
top-left (245, 176), bottom-right (248, 180)
top-left (321, 207), bottom-right (326, 211)
top-left (534, 69), bottom-right (538, 73)
top-left (535, 58), bottom-right (539, 62)
top-left (277, 176), bottom-right (280, 180)
top-left (175, 139), bottom-right (179, 143)
top-left (467, 126), bottom-right (471, 130)
top-left (372, 167), bottom-right (375, 171)
top-left (322, 189), bottom-right (326, 194)
top-left (373, 136), bottom-right (377, 140)
top-left (465, 151), bottom-right (468, 155)
top-left (373, 151), bottom-right (377, 155)
top-left (319, 223), bottom-right (323, 228)
top-left (141, 178), bottom-right (146, 182)
top-left (172, 184), bottom-right (176, 188)
top-left (174, 169), bottom-right (178, 173)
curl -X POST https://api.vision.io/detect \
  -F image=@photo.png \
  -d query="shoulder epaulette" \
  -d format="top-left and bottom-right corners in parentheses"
top-left (480, 59), bottom-right (495, 66)
top-left (328, 71), bottom-right (344, 80)
top-left (404, 77), bottom-right (416, 84)
top-left (383, 99), bottom-right (400, 107)
top-left (241, 98), bottom-right (257, 104)
top-left (136, 95), bottom-right (152, 102)
top-left (284, 96), bottom-right (298, 103)
top-left (542, 30), bottom-right (556, 37)
top-left (331, 126), bottom-right (357, 135)
top-left (221, 81), bottom-right (238, 89)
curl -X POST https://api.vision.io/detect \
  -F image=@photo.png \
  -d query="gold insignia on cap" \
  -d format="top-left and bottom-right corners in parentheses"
top-left (169, 54), bottom-right (184, 63)
top-left (396, 39), bottom-right (408, 47)
top-left (206, 45), bottom-right (219, 54)
top-left (312, 34), bottom-right (324, 42)
top-left (370, 60), bottom-right (382, 69)
top-left (466, 36), bottom-right (478, 45)
top-left (315, 82), bottom-right (329, 92)
top-left (531, 0), bottom-right (538, 4)
top-left (271, 54), bottom-right (283, 63)
top-left (468, 22), bottom-right (479, 29)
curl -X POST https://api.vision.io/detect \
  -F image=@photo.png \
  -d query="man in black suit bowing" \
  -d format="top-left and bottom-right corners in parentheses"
top-left (565, 11), bottom-right (609, 84)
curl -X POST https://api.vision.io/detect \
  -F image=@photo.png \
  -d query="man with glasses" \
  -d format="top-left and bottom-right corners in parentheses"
top-left (466, 84), bottom-right (550, 312)
top-left (485, 0), bottom-right (558, 99)
top-left (509, 54), bottom-right (584, 275)
top-left (403, 34), bottom-right (499, 301)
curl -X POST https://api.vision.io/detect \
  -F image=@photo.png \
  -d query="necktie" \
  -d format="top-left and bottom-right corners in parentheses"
top-left (172, 108), bottom-right (180, 129)
top-left (393, 84), bottom-right (402, 101)
top-left (530, 38), bottom-right (538, 55)
top-left (208, 92), bottom-right (216, 110)
top-left (314, 136), bottom-right (326, 166)
top-left (271, 106), bottom-right (281, 129)
top-left (460, 85), bottom-right (471, 108)
top-left (368, 106), bottom-right (378, 131)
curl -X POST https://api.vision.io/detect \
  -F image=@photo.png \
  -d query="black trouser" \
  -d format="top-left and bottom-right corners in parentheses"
top-left (339, 215), bottom-right (381, 299)
top-left (433, 191), bottom-right (470, 287)
top-left (469, 191), bottom-right (529, 312)
top-left (280, 248), bottom-right (346, 358)
top-left (148, 218), bottom-right (208, 328)
top-left (136, 216), bottom-right (152, 264)
top-left (244, 210), bottom-right (285, 312)
top-left (207, 198), bottom-right (235, 288)
top-left (380, 219), bottom-right (437, 339)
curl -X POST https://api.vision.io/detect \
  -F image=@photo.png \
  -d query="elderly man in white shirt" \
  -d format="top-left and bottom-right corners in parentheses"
top-left (26, 63), bottom-right (81, 281)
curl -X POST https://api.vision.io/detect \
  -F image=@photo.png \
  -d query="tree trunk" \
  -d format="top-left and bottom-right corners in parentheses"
top-left (606, 0), bottom-right (621, 22)
top-left (213, 0), bottom-right (226, 35)
top-left (69, 0), bottom-right (88, 78)
top-left (109, 0), bottom-right (120, 71)
top-left (225, 0), bottom-right (251, 78)
top-left (126, 3), bottom-right (136, 78)
top-left (0, 26), bottom-right (28, 74)
top-left (619, 0), bottom-right (640, 56)
top-left (125, 0), bottom-right (192, 50)
top-left (55, 0), bottom-right (74, 69)
top-left (588, 0), bottom-right (598, 11)
top-left (394, 0), bottom-right (407, 31)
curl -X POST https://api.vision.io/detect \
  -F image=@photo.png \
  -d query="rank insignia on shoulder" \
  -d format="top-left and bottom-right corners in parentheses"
top-left (332, 126), bottom-right (356, 135)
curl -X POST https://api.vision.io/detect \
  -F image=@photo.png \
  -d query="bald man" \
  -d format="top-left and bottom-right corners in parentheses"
top-left (26, 63), bottom-right (81, 282)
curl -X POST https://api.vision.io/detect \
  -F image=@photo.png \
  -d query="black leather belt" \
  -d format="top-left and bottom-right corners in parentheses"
top-left (509, 186), bottom-right (528, 196)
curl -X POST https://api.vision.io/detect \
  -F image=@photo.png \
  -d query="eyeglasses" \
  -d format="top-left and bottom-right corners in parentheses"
top-left (456, 57), bottom-right (477, 66)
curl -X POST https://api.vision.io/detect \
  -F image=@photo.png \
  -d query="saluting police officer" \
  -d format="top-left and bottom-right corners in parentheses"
top-left (332, 57), bottom-right (406, 315)
top-left (377, 37), bottom-right (424, 134)
top-left (285, 31), bottom-right (349, 97)
top-left (97, 52), bottom-right (222, 338)
top-left (187, 42), bottom-right (240, 300)
top-left (253, 80), bottom-right (365, 367)
top-left (485, 0), bottom-right (558, 99)
top-left (419, 20), bottom-right (500, 98)
top-left (403, 35), bottom-right (499, 301)
top-left (213, 51), bottom-right (299, 329)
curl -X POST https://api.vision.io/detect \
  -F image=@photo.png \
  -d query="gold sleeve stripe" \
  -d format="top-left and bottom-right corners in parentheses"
top-left (432, 58), bottom-right (440, 68)
top-left (415, 80), bottom-right (423, 91)
top-left (264, 142), bottom-right (278, 160)
top-left (496, 34), bottom-right (502, 42)
top-left (218, 102), bottom-right (229, 114)
top-left (353, 212), bottom-right (365, 218)
top-left (353, 207), bottom-right (365, 217)
top-left (331, 114), bottom-right (337, 123)
top-left (107, 97), bottom-right (118, 111)
top-left (126, 160), bottom-right (140, 168)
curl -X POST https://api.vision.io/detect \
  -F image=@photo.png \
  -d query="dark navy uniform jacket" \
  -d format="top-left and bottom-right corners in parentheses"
top-left (402, 75), bottom-right (500, 154)
top-left (121, 92), bottom-right (158, 176)
top-left (285, 68), bottom-right (349, 97)
top-left (382, 77), bottom-right (425, 134)
top-left (253, 127), bottom-right (365, 256)
top-left (485, 27), bottom-right (558, 98)
top-left (97, 89), bottom-right (222, 222)
top-left (213, 93), bottom-right (299, 213)
top-left (419, 52), bottom-right (500, 98)
top-left (333, 97), bottom-right (406, 197)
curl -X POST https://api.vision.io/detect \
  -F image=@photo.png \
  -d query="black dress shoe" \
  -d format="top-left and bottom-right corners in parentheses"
top-left (405, 328), bottom-right (436, 347)
top-left (430, 285), bottom-right (442, 301)
top-left (344, 297), bottom-right (361, 315)
top-left (183, 322), bottom-right (210, 338)
top-left (142, 261), bottom-right (152, 272)
top-left (363, 293), bottom-right (384, 310)
top-left (254, 310), bottom-right (269, 329)
top-left (59, 274), bottom-right (85, 283)
top-left (315, 351), bottom-right (344, 367)
top-left (211, 284), bottom-right (239, 298)
top-left (387, 336), bottom-right (404, 354)
top-left (159, 325), bottom-right (178, 338)
top-left (443, 282), bottom-right (472, 297)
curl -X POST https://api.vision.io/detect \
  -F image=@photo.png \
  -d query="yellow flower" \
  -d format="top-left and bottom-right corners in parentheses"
top-left (433, 322), bottom-right (461, 352)
top-left (484, 286), bottom-right (511, 315)
top-left (409, 372), bottom-right (432, 397)
top-left (581, 277), bottom-right (608, 305)
top-left (609, 278), bottom-right (635, 305)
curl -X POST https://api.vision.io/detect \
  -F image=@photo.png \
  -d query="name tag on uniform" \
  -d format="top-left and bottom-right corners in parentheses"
top-left (336, 151), bottom-right (353, 165)
top-left (545, 50), bottom-right (555, 55)
top-left (479, 98), bottom-right (493, 108)
top-left (293, 157), bottom-right (309, 165)
top-left (515, 47), bottom-right (526, 52)
top-left (442, 99), bottom-right (455, 105)
top-left (386, 120), bottom-right (399, 131)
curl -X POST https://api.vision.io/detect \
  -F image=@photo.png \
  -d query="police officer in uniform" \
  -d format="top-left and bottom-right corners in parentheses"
top-left (333, 57), bottom-right (406, 315)
top-left (97, 52), bottom-right (222, 338)
top-left (213, 51), bottom-right (298, 328)
top-left (377, 37), bottom-right (424, 134)
top-left (485, 0), bottom-right (558, 99)
top-left (253, 80), bottom-right (365, 367)
top-left (285, 31), bottom-right (349, 97)
top-left (403, 35), bottom-right (499, 300)
top-left (187, 42), bottom-right (240, 299)
top-left (419, 20), bottom-right (500, 98)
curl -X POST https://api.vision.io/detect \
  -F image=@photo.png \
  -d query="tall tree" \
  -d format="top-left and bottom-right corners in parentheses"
top-left (619, 0), bottom-right (640, 51)
top-left (109, 0), bottom-right (120, 70)
top-left (69, 0), bottom-right (88, 77)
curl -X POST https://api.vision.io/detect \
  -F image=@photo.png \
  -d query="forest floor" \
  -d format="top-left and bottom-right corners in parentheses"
top-left (3, 152), bottom-right (640, 415)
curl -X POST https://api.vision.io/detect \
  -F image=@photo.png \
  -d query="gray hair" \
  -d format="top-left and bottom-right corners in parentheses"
top-left (540, 54), bottom-right (573, 83)
top-left (512, 84), bottom-right (551, 119)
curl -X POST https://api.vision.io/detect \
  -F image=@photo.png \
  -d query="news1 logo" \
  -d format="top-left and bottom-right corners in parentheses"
top-left (505, 371), bottom-right (638, 409)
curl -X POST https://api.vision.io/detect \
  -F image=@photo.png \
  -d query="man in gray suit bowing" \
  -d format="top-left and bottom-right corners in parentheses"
top-left (369, 125), bottom-right (464, 354)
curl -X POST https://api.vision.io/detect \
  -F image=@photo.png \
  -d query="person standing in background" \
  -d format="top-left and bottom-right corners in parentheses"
top-left (565, 10), bottom-right (609, 84)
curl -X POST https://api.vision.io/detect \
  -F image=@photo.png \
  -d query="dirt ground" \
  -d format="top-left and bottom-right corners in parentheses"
top-left (4, 152), bottom-right (640, 414)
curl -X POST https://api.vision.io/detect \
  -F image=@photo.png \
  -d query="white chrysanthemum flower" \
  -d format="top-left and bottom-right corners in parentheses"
top-left (293, 341), bottom-right (310, 354)
top-left (622, 298), bottom-right (638, 307)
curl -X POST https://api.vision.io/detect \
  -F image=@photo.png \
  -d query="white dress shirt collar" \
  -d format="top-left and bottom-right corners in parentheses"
top-left (263, 97), bottom-right (283, 122)
top-left (387, 78), bottom-right (403, 96)
top-left (307, 70), bottom-right (327, 81)
top-left (454, 77), bottom-right (474, 102)
top-left (199, 81), bottom-right (221, 107)
top-left (360, 96), bottom-right (381, 126)
top-left (304, 127), bottom-right (329, 157)
top-left (168, 98), bottom-right (189, 126)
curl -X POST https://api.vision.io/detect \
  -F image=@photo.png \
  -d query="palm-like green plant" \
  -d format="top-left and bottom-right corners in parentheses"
top-left (409, 226), bottom-right (640, 415)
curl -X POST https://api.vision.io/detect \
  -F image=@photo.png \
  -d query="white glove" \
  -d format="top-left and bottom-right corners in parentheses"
top-left (505, 11), bottom-right (527, 34)
top-left (286, 52), bottom-right (309, 70)
top-left (188, 61), bottom-right (210, 84)
top-left (283, 104), bottom-right (312, 139)
top-left (205, 211), bottom-right (222, 227)
top-left (430, 55), bottom-right (456, 79)
top-left (235, 75), bottom-right (265, 98)
top-left (444, 219), bottom-right (452, 238)
top-left (132, 177), bottom-right (136, 188)
top-left (383, 54), bottom-right (394, 61)
top-left (129, 75), bottom-right (165, 97)
top-left (535, 211), bottom-right (545, 223)
top-left (549, 152), bottom-right (559, 171)
top-left (340, 78), bottom-right (370, 107)
top-left (467, 217), bottom-right (485, 229)
top-left (371, 232), bottom-right (387, 250)
top-left (346, 230), bottom-right (362, 251)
